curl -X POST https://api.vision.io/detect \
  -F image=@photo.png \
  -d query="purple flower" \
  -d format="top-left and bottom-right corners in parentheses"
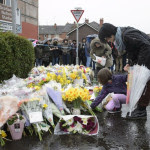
top-left (71, 123), bottom-right (75, 128)
top-left (87, 122), bottom-right (95, 127)
top-left (85, 125), bottom-right (92, 131)
top-left (74, 116), bottom-right (79, 122)
top-left (63, 129), bottom-right (68, 132)
top-left (78, 118), bottom-right (83, 124)
top-left (88, 118), bottom-right (92, 123)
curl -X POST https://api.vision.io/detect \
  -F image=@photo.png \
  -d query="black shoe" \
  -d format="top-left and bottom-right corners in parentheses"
top-left (126, 108), bottom-right (147, 120)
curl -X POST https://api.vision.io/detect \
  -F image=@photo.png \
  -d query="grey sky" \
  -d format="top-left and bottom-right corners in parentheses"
top-left (39, 0), bottom-right (150, 33)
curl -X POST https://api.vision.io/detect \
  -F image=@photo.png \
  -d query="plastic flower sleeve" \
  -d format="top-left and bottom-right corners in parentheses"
top-left (0, 96), bottom-right (19, 128)
top-left (37, 87), bottom-right (55, 127)
top-left (50, 102), bottom-right (62, 118)
top-left (63, 101), bottom-right (71, 114)
top-left (46, 86), bottom-right (64, 111)
top-left (126, 65), bottom-right (150, 115)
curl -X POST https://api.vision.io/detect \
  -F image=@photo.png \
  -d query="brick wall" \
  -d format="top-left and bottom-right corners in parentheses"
top-left (19, 22), bottom-right (38, 39)
top-left (39, 32), bottom-right (67, 41)
top-left (60, 32), bottom-right (67, 40)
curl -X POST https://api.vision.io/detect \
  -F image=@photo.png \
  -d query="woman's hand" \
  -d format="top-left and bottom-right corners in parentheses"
top-left (124, 64), bottom-right (130, 72)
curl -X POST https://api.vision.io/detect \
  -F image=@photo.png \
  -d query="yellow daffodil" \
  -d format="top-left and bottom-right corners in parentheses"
top-left (62, 87), bottom-right (91, 102)
top-left (0, 130), bottom-right (7, 138)
top-left (34, 86), bottom-right (41, 91)
top-left (43, 104), bottom-right (48, 109)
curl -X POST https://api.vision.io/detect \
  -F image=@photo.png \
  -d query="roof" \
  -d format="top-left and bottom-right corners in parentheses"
top-left (39, 25), bottom-right (64, 35)
top-left (39, 21), bottom-right (100, 35)
top-left (67, 22), bottom-right (100, 35)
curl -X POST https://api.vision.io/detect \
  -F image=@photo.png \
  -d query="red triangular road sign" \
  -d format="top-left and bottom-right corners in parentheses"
top-left (71, 10), bottom-right (84, 23)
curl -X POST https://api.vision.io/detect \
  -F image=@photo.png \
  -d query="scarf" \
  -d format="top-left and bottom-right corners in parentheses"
top-left (114, 27), bottom-right (126, 51)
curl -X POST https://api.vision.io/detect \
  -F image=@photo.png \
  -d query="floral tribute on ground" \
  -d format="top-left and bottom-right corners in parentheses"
top-left (0, 65), bottom-right (102, 146)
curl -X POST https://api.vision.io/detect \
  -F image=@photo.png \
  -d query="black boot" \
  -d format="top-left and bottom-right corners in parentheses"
top-left (126, 106), bottom-right (147, 119)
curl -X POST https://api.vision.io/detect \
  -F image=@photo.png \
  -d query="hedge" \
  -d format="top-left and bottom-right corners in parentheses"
top-left (0, 32), bottom-right (35, 82)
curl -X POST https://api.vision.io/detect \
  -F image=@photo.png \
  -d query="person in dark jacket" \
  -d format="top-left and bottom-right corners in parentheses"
top-left (70, 40), bottom-right (76, 65)
top-left (61, 39), bottom-right (71, 65)
top-left (79, 38), bottom-right (86, 66)
top-left (34, 42), bottom-right (43, 66)
top-left (91, 68), bottom-right (127, 113)
top-left (42, 40), bottom-right (52, 67)
top-left (99, 23), bottom-right (150, 119)
top-left (51, 39), bottom-right (61, 65)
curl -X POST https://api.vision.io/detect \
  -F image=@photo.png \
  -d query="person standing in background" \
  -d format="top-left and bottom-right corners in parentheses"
top-left (79, 38), bottom-right (86, 66)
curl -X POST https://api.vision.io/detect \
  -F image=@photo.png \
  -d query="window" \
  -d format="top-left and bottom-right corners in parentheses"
top-left (0, 0), bottom-right (4, 4)
top-left (0, 0), bottom-right (11, 6)
top-left (5, 0), bottom-right (11, 7)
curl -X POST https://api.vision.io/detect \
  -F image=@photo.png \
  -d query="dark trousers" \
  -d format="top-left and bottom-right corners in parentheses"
top-left (52, 57), bottom-right (59, 65)
top-left (71, 56), bottom-right (76, 65)
top-left (62, 54), bottom-right (70, 65)
top-left (79, 56), bottom-right (86, 66)
top-left (43, 61), bottom-right (49, 67)
top-left (138, 80), bottom-right (150, 107)
top-left (36, 58), bottom-right (42, 66)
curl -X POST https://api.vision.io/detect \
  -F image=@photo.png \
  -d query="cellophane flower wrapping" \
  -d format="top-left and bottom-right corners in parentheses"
top-left (36, 87), bottom-right (55, 127)
top-left (0, 96), bottom-right (19, 128)
top-left (54, 115), bottom-right (99, 135)
top-left (46, 81), bottom-right (64, 114)
top-left (125, 65), bottom-right (150, 115)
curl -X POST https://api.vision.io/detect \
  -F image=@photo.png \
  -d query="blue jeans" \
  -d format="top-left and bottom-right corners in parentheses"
top-left (86, 56), bottom-right (91, 67)
top-left (36, 58), bottom-right (42, 66)
top-left (52, 57), bottom-right (59, 65)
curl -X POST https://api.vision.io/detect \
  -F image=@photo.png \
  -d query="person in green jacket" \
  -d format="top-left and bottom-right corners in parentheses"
top-left (90, 37), bottom-right (113, 79)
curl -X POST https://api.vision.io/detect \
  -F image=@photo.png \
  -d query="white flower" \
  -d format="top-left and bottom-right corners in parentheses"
top-left (73, 122), bottom-right (83, 133)
top-left (68, 126), bottom-right (74, 132)
top-left (82, 118), bottom-right (88, 125)
top-left (66, 118), bottom-right (74, 126)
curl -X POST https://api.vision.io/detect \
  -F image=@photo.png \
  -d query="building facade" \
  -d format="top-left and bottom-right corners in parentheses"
top-left (0, 0), bottom-right (38, 39)
top-left (18, 0), bottom-right (38, 39)
top-left (39, 19), bottom-right (103, 42)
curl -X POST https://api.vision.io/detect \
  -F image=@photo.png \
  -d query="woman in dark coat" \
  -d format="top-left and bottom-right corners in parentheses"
top-left (99, 23), bottom-right (150, 119)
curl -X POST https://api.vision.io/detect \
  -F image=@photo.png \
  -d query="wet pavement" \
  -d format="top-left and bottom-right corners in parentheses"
top-left (1, 106), bottom-right (150, 150)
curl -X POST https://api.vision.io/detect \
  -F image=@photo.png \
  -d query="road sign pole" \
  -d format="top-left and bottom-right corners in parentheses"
top-left (76, 22), bottom-right (79, 65)
top-left (71, 9), bottom-right (84, 65)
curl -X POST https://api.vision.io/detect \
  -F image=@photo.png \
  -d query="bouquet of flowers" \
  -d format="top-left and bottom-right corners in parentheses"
top-left (36, 87), bottom-right (55, 127)
top-left (54, 115), bottom-right (99, 135)
top-left (46, 81), bottom-right (65, 115)
top-left (19, 97), bottom-right (46, 141)
top-left (69, 69), bottom-right (86, 86)
top-left (62, 87), bottom-right (91, 115)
